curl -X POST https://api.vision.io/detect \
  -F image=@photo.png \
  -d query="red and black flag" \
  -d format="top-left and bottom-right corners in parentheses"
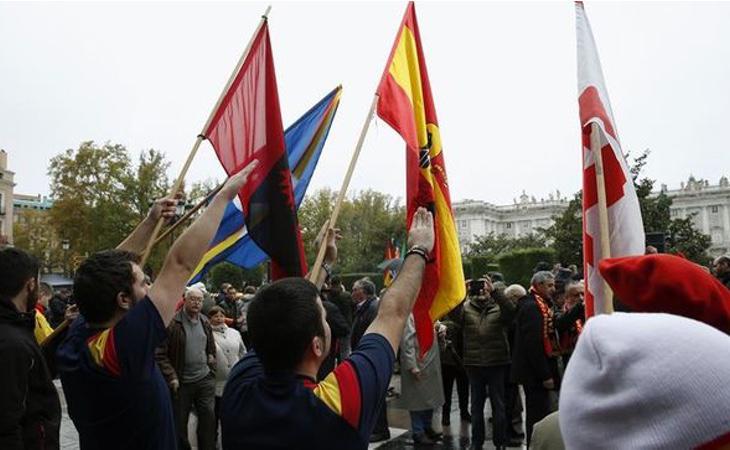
top-left (204, 21), bottom-right (306, 279)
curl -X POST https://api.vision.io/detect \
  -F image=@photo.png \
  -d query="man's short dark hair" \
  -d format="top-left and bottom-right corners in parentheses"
top-left (74, 250), bottom-right (140, 324)
top-left (0, 247), bottom-right (40, 301)
top-left (247, 278), bottom-right (324, 372)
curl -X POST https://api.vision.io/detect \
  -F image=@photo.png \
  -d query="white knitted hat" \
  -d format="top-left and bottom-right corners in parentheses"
top-left (560, 313), bottom-right (730, 449)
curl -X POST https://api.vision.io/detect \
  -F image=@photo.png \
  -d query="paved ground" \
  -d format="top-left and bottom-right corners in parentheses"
top-left (57, 376), bottom-right (526, 450)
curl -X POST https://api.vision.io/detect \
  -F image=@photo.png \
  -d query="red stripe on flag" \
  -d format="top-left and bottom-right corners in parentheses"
top-left (578, 86), bottom-right (616, 140)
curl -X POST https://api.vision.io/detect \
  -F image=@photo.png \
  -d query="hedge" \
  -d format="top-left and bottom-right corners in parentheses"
top-left (497, 248), bottom-right (556, 287)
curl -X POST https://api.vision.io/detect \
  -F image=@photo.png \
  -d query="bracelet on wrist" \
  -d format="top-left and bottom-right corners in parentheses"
top-left (405, 245), bottom-right (429, 263)
top-left (322, 263), bottom-right (332, 279)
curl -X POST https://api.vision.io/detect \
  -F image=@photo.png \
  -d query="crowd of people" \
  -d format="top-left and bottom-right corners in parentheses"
top-left (1, 158), bottom-right (730, 450)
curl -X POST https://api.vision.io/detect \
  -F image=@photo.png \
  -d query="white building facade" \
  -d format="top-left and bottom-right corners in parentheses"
top-left (454, 175), bottom-right (730, 258)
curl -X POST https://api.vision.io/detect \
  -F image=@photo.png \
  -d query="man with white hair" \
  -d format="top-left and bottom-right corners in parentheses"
top-left (712, 254), bottom-right (730, 289)
top-left (155, 286), bottom-right (217, 450)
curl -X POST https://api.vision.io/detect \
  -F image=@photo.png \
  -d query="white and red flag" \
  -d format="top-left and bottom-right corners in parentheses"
top-left (576, 2), bottom-right (645, 317)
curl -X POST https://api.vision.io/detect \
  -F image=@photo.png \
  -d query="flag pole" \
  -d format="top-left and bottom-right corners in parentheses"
top-left (591, 122), bottom-right (614, 314)
top-left (308, 94), bottom-right (379, 282)
top-left (140, 5), bottom-right (273, 267)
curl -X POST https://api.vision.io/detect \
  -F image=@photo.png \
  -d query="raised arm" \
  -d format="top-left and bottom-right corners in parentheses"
top-left (149, 160), bottom-right (258, 325)
top-left (364, 207), bottom-right (435, 353)
top-left (117, 197), bottom-right (178, 254)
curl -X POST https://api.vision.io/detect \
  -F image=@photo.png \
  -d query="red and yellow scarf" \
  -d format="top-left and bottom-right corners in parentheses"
top-left (531, 288), bottom-right (561, 357)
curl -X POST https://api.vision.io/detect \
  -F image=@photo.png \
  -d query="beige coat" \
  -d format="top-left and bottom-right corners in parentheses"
top-left (397, 315), bottom-right (444, 411)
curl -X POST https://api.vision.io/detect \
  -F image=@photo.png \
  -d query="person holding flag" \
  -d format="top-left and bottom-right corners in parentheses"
top-left (220, 208), bottom-right (435, 450)
top-left (56, 162), bottom-right (258, 450)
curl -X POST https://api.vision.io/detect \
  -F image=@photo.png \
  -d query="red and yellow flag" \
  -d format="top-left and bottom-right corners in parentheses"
top-left (376, 1), bottom-right (465, 355)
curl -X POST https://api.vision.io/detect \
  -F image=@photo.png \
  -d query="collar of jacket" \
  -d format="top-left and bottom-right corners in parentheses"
top-left (468, 294), bottom-right (494, 311)
top-left (0, 298), bottom-right (35, 329)
top-left (173, 309), bottom-right (210, 325)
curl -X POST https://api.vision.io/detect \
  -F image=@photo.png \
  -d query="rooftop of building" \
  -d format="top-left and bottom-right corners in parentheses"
top-left (13, 193), bottom-right (54, 209)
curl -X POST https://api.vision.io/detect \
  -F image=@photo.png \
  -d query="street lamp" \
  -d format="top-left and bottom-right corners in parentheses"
top-left (61, 239), bottom-right (70, 277)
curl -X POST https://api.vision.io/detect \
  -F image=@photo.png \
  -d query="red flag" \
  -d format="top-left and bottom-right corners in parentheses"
top-left (205, 21), bottom-right (306, 278)
top-left (576, 2), bottom-right (644, 316)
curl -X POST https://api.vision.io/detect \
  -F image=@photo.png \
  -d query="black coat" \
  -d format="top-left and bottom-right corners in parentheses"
top-left (510, 293), bottom-right (584, 386)
top-left (350, 296), bottom-right (379, 349)
top-left (0, 301), bottom-right (61, 450)
top-left (318, 300), bottom-right (351, 380)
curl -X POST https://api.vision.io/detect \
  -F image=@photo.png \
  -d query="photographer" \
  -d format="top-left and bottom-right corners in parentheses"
top-left (455, 276), bottom-right (519, 450)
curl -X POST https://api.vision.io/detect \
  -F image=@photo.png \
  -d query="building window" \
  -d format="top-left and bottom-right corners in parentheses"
top-left (711, 206), bottom-right (719, 214)
top-left (460, 220), bottom-right (467, 229)
top-left (506, 223), bottom-right (512, 229)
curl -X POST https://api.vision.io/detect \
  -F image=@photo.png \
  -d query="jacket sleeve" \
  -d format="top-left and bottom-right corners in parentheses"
top-left (494, 289), bottom-right (517, 325)
top-left (519, 303), bottom-right (552, 382)
top-left (399, 316), bottom-right (419, 372)
top-left (154, 339), bottom-right (177, 387)
top-left (0, 344), bottom-right (29, 450)
top-left (554, 302), bottom-right (585, 333)
top-left (40, 324), bottom-right (70, 378)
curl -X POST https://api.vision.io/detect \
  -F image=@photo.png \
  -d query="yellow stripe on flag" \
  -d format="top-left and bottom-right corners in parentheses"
top-left (189, 228), bottom-right (246, 282)
top-left (388, 26), bottom-right (429, 148)
top-left (429, 180), bottom-right (466, 320)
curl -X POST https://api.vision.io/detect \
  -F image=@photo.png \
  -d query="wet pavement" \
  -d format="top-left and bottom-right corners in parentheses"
top-left (57, 376), bottom-right (526, 450)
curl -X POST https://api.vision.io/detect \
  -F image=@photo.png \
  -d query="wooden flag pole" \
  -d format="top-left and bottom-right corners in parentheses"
top-left (140, 5), bottom-right (272, 266)
top-left (308, 94), bottom-right (379, 282)
top-left (591, 121), bottom-right (614, 314)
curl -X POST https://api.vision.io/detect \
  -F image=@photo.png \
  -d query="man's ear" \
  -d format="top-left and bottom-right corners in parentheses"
top-left (116, 292), bottom-right (132, 311)
top-left (311, 336), bottom-right (324, 358)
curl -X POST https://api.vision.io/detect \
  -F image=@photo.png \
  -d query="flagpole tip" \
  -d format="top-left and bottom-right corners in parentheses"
top-left (262, 5), bottom-right (272, 20)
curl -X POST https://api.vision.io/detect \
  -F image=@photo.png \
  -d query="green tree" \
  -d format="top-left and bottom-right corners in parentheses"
top-left (541, 193), bottom-right (583, 268)
top-left (48, 141), bottom-right (136, 259)
top-left (541, 150), bottom-right (712, 267)
top-left (298, 188), bottom-right (406, 274)
top-left (125, 149), bottom-right (171, 220)
top-left (667, 216), bottom-right (712, 264)
top-left (13, 209), bottom-right (64, 273)
top-left (47, 141), bottom-right (176, 269)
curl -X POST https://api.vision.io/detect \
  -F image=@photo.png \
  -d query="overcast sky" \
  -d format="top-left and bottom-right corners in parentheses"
top-left (1, 1), bottom-right (729, 206)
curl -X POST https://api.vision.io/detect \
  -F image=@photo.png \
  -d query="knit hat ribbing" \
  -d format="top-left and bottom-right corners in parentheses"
top-left (559, 313), bottom-right (730, 449)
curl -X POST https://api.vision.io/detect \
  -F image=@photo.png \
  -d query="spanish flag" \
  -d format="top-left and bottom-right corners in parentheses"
top-left (376, 2), bottom-right (465, 355)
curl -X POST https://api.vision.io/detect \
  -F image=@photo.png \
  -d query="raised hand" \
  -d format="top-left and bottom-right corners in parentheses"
top-left (407, 207), bottom-right (435, 254)
top-left (220, 159), bottom-right (260, 201)
top-left (314, 219), bottom-right (342, 266)
top-left (147, 196), bottom-right (178, 223)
